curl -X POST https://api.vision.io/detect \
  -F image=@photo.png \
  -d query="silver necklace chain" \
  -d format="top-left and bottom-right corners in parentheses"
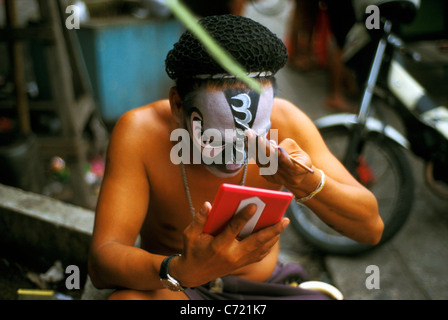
top-left (181, 162), bottom-right (248, 218)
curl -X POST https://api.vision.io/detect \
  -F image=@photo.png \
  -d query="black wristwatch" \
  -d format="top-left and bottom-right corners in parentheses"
top-left (159, 254), bottom-right (184, 291)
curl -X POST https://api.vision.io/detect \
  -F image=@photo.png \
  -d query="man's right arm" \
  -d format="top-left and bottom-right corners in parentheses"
top-left (88, 111), bottom-right (167, 291)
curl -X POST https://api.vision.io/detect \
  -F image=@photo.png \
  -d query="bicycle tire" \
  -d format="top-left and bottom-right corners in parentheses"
top-left (288, 125), bottom-right (414, 255)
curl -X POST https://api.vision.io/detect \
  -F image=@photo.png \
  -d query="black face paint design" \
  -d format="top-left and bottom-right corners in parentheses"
top-left (184, 86), bottom-right (273, 175)
top-left (188, 107), bottom-right (230, 166)
top-left (223, 89), bottom-right (261, 164)
top-left (224, 89), bottom-right (261, 131)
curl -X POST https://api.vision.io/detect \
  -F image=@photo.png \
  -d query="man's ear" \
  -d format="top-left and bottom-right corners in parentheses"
top-left (169, 87), bottom-right (184, 124)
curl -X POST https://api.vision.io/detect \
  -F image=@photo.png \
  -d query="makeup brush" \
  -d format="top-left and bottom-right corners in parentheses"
top-left (240, 123), bottom-right (314, 174)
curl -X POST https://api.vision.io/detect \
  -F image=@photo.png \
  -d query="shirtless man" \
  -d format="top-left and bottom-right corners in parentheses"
top-left (88, 15), bottom-right (383, 300)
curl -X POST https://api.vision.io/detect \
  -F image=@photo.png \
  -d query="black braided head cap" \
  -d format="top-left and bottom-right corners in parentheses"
top-left (165, 14), bottom-right (288, 80)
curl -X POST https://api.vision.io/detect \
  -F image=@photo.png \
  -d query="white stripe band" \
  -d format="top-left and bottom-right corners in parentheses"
top-left (193, 71), bottom-right (273, 80)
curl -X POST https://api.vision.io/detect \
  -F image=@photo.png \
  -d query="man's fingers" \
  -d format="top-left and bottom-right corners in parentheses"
top-left (277, 138), bottom-right (300, 154)
top-left (278, 139), bottom-right (310, 163)
top-left (243, 217), bottom-right (290, 248)
top-left (245, 129), bottom-right (277, 167)
top-left (237, 217), bottom-right (290, 264)
top-left (191, 201), bottom-right (211, 231)
top-left (218, 204), bottom-right (257, 239)
top-left (258, 217), bottom-right (290, 241)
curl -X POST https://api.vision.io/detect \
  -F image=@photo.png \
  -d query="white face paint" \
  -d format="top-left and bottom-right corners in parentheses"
top-left (185, 85), bottom-right (274, 176)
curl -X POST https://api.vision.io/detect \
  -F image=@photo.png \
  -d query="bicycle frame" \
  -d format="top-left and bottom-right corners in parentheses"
top-left (289, 19), bottom-right (424, 254)
top-left (317, 16), bottom-right (448, 194)
top-left (316, 20), bottom-right (409, 173)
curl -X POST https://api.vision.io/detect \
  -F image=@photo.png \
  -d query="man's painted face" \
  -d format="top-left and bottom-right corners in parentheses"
top-left (185, 85), bottom-right (274, 174)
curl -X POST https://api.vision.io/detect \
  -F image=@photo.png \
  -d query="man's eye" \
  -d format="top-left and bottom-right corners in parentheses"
top-left (203, 135), bottom-right (224, 147)
top-left (202, 135), bottom-right (210, 144)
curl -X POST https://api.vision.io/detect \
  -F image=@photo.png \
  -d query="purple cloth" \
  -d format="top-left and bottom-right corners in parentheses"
top-left (184, 262), bottom-right (331, 300)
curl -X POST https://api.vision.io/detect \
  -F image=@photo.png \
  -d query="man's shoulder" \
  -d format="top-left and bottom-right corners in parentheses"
top-left (113, 100), bottom-right (171, 133)
top-left (270, 98), bottom-right (319, 146)
top-left (271, 98), bottom-right (310, 126)
top-left (121, 99), bottom-right (170, 123)
top-left (109, 99), bottom-right (173, 147)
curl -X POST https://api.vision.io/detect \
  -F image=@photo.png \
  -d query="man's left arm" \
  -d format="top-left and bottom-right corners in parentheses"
top-left (252, 98), bottom-right (384, 245)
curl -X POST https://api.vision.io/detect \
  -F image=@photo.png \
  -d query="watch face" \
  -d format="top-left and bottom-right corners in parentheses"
top-left (161, 278), bottom-right (183, 291)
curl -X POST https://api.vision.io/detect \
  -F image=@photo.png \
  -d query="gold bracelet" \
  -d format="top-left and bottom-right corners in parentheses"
top-left (295, 169), bottom-right (326, 203)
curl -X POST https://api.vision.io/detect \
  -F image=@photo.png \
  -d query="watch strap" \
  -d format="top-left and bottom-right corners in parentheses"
top-left (159, 254), bottom-right (181, 280)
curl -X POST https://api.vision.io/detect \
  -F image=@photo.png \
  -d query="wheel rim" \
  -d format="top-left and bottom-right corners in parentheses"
top-left (289, 129), bottom-right (408, 252)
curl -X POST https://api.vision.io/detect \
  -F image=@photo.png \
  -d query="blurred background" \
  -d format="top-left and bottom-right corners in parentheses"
top-left (0, 0), bottom-right (184, 210)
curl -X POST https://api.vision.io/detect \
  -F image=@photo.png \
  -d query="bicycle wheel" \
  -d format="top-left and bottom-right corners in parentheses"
top-left (288, 125), bottom-right (414, 254)
top-left (250, 0), bottom-right (287, 16)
